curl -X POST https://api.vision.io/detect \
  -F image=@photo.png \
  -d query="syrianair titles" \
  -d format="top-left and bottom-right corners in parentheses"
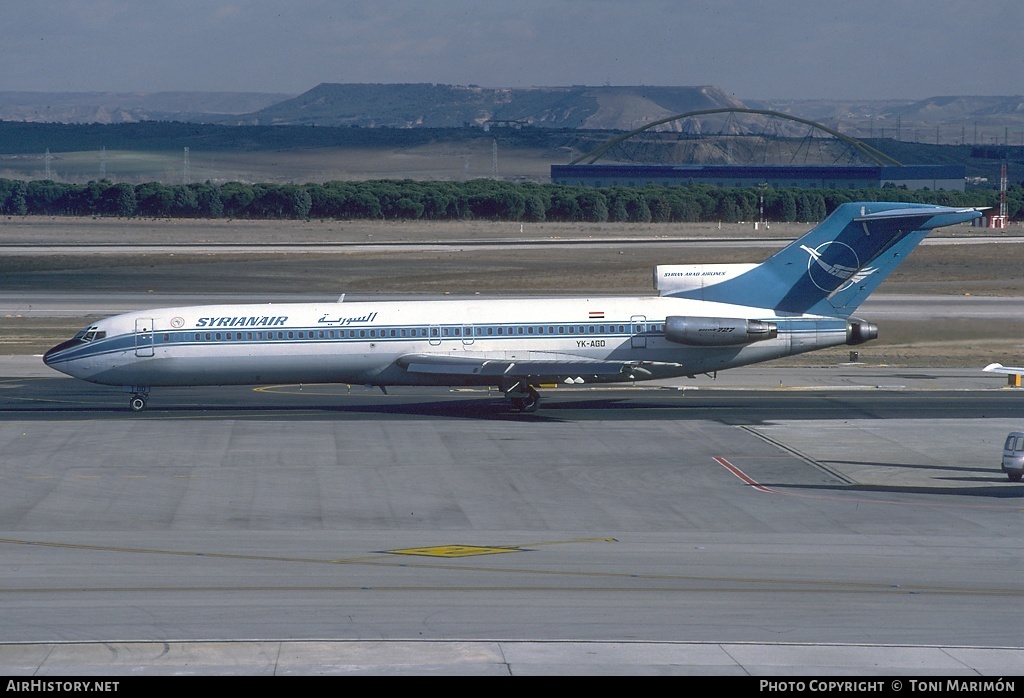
top-left (194, 315), bottom-right (290, 328)
top-left (43, 202), bottom-right (982, 412)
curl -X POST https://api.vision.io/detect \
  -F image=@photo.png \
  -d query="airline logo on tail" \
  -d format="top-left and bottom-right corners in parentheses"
top-left (800, 242), bottom-right (877, 293)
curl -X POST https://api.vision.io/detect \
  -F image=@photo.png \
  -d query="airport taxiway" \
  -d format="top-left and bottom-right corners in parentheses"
top-left (2, 358), bottom-right (1024, 674)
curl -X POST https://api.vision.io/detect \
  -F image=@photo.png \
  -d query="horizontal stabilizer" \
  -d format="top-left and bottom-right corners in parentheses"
top-left (855, 206), bottom-right (985, 223)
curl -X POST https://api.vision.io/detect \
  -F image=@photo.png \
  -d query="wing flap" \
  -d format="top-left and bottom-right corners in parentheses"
top-left (396, 352), bottom-right (644, 378)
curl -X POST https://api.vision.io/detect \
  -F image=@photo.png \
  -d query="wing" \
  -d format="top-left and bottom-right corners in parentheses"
top-left (983, 363), bottom-right (1024, 374)
top-left (396, 351), bottom-right (661, 380)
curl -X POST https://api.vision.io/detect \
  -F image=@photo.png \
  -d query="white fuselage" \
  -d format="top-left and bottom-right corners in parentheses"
top-left (43, 295), bottom-right (850, 389)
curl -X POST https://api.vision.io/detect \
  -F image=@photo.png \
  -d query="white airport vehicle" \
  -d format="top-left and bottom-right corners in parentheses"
top-left (1002, 432), bottom-right (1024, 482)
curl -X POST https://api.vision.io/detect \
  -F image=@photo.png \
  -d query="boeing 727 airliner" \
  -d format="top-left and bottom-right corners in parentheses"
top-left (43, 202), bottom-right (982, 411)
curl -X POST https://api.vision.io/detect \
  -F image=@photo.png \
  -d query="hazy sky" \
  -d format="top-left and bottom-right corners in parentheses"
top-left (3, 0), bottom-right (1021, 100)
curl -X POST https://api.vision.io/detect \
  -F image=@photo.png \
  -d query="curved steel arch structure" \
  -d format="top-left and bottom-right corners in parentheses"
top-left (569, 108), bottom-right (903, 167)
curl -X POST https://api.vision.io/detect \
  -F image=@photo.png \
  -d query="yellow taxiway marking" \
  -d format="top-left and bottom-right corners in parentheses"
top-left (385, 538), bottom-right (616, 558)
top-left (387, 545), bottom-right (525, 558)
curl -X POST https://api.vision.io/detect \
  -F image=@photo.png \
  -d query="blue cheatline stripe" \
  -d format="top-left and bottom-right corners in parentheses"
top-left (47, 320), bottom-right (655, 363)
top-left (47, 316), bottom-right (839, 366)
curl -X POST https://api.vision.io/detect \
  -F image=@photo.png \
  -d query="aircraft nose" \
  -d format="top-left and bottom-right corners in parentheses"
top-left (43, 338), bottom-right (80, 367)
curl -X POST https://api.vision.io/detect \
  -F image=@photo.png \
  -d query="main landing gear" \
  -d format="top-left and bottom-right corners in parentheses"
top-left (505, 384), bottom-right (541, 413)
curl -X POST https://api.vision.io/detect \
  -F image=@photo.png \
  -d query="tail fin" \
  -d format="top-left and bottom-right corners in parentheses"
top-left (666, 202), bottom-right (982, 317)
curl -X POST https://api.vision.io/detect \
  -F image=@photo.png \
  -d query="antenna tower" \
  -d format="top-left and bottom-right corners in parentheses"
top-left (183, 147), bottom-right (191, 185)
top-left (1000, 160), bottom-right (1008, 221)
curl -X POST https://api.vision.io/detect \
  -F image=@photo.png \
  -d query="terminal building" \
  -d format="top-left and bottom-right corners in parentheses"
top-left (550, 164), bottom-right (966, 191)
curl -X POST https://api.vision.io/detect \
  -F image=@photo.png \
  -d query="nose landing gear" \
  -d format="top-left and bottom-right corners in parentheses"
top-left (128, 388), bottom-right (150, 412)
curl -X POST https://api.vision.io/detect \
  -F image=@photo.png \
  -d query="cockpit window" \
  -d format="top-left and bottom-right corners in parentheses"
top-left (74, 326), bottom-right (107, 342)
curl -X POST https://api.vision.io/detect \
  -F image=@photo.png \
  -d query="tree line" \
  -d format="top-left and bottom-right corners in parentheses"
top-left (0, 177), bottom-right (1016, 223)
